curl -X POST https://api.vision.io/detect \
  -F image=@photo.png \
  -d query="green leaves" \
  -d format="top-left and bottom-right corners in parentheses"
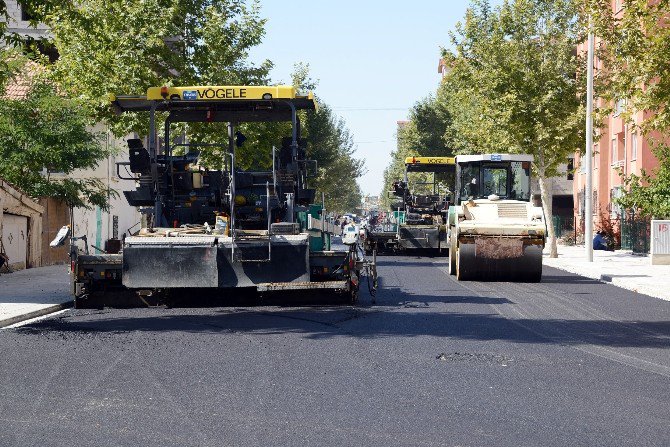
top-left (380, 97), bottom-right (452, 208)
top-left (442, 0), bottom-right (585, 178)
top-left (587, 0), bottom-right (670, 134)
top-left (615, 143), bottom-right (670, 219)
top-left (585, 0), bottom-right (670, 219)
top-left (44, 0), bottom-right (270, 137)
top-left (303, 102), bottom-right (365, 213)
top-left (0, 74), bottom-right (114, 209)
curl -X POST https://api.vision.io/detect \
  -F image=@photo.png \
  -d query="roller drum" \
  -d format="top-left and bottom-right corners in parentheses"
top-left (456, 241), bottom-right (542, 282)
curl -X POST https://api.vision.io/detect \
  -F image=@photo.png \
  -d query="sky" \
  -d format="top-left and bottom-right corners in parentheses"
top-left (249, 1), bottom-right (502, 197)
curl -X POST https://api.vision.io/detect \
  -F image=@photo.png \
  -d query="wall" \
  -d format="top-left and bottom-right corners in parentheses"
top-left (70, 130), bottom-right (141, 254)
top-left (0, 178), bottom-right (44, 269)
top-left (2, 213), bottom-right (27, 269)
top-left (3, 0), bottom-right (51, 39)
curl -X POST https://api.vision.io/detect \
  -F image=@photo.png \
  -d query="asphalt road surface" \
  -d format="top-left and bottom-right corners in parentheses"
top-left (1, 255), bottom-right (669, 447)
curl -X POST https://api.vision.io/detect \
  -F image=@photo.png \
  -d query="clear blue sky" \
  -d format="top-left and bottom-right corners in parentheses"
top-left (249, 1), bottom-right (502, 197)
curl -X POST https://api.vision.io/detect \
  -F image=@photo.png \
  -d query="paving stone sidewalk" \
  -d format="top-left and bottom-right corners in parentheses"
top-left (543, 244), bottom-right (670, 301)
top-left (0, 265), bottom-right (72, 328)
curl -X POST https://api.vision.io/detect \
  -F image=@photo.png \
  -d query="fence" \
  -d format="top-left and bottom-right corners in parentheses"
top-left (552, 215), bottom-right (576, 240)
top-left (620, 212), bottom-right (651, 254)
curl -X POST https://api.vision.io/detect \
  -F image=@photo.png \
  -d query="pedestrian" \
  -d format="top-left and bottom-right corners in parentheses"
top-left (593, 230), bottom-right (609, 251)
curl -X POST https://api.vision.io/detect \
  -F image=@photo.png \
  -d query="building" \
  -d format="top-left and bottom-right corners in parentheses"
top-left (3, 0), bottom-right (50, 40)
top-left (362, 195), bottom-right (380, 215)
top-left (0, 178), bottom-right (44, 270)
top-left (573, 1), bottom-right (661, 236)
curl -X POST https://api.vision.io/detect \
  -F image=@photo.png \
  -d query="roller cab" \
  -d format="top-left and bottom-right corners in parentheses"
top-left (448, 154), bottom-right (546, 282)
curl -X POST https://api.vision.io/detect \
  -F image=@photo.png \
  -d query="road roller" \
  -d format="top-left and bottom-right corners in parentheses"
top-left (447, 154), bottom-right (546, 282)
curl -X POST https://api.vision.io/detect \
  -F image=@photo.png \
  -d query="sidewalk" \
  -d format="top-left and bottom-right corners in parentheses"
top-left (0, 265), bottom-right (72, 328)
top-left (543, 244), bottom-right (670, 301)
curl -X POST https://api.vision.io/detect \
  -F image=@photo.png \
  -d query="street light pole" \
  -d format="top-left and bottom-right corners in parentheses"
top-left (585, 22), bottom-right (594, 262)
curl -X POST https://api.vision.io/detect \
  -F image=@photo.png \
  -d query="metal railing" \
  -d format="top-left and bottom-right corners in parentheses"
top-left (621, 212), bottom-right (651, 254)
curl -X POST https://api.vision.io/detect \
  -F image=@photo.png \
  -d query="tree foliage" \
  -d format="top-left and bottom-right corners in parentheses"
top-left (586, 0), bottom-right (670, 219)
top-left (43, 0), bottom-right (271, 136)
top-left (586, 0), bottom-right (670, 133)
top-left (615, 145), bottom-right (670, 219)
top-left (292, 65), bottom-right (364, 213)
top-left (443, 0), bottom-right (585, 176)
top-left (2, 1), bottom-right (364, 212)
top-left (0, 74), bottom-right (113, 209)
top-left (380, 97), bottom-right (452, 209)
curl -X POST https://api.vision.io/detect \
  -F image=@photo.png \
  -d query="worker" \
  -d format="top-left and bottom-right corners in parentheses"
top-left (593, 230), bottom-right (610, 251)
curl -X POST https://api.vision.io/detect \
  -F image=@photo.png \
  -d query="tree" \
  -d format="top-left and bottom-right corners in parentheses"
top-left (43, 0), bottom-right (272, 137)
top-left (27, 2), bottom-right (362, 212)
top-left (585, 0), bottom-right (670, 219)
top-left (380, 97), bottom-right (452, 209)
top-left (0, 76), bottom-right (113, 209)
top-left (439, 0), bottom-right (586, 257)
top-left (586, 0), bottom-right (670, 134)
top-left (615, 144), bottom-right (670, 219)
top-left (293, 65), bottom-right (364, 213)
top-left (0, 1), bottom-right (66, 85)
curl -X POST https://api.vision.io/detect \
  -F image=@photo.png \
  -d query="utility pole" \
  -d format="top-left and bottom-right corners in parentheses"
top-left (585, 22), bottom-right (594, 262)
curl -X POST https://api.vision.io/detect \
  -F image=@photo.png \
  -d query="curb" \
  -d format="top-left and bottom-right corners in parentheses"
top-left (0, 301), bottom-right (73, 329)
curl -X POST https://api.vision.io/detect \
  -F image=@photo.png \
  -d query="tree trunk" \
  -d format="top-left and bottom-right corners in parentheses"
top-left (538, 175), bottom-right (558, 258)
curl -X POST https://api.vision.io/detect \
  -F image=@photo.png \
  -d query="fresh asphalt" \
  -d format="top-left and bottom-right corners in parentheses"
top-left (1, 254), bottom-right (669, 446)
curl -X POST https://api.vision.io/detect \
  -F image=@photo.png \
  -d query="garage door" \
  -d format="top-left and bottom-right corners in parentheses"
top-left (2, 213), bottom-right (28, 270)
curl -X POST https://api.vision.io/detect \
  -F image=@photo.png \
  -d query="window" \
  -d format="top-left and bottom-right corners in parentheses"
top-left (611, 138), bottom-right (617, 163)
top-left (459, 164), bottom-right (480, 200)
top-left (614, 98), bottom-right (626, 116)
top-left (578, 188), bottom-right (598, 215)
top-left (509, 162), bottom-right (530, 200)
top-left (566, 158), bottom-right (574, 180)
top-left (578, 189), bottom-right (584, 216)
top-left (610, 187), bottom-right (623, 218)
top-left (20, 3), bottom-right (36, 21)
top-left (631, 132), bottom-right (638, 160)
top-left (483, 167), bottom-right (508, 197)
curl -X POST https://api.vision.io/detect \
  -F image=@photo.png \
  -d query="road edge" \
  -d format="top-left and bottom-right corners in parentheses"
top-left (0, 301), bottom-right (73, 329)
top-left (543, 260), bottom-right (669, 302)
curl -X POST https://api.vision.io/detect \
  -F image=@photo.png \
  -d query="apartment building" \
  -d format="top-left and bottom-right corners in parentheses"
top-left (573, 0), bottom-right (661, 233)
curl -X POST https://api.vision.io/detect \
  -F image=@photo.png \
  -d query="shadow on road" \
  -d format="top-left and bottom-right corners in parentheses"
top-left (14, 285), bottom-right (670, 350)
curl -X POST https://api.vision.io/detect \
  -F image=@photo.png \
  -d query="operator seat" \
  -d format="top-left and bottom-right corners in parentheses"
top-left (127, 138), bottom-right (151, 174)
